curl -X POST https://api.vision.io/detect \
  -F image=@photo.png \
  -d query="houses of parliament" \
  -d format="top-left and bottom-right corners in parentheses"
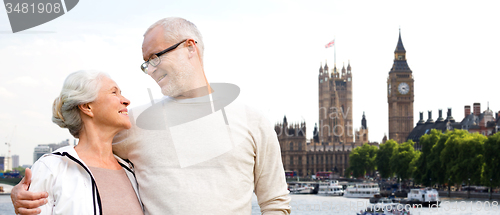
top-left (275, 31), bottom-right (414, 177)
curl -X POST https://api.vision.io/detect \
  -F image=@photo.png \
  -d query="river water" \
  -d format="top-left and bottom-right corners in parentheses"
top-left (0, 193), bottom-right (498, 214)
top-left (251, 194), bottom-right (500, 215)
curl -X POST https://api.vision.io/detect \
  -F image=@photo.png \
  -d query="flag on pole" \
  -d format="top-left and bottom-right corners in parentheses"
top-left (325, 39), bottom-right (335, 48)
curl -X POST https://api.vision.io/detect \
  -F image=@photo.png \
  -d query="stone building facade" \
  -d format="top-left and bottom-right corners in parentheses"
top-left (276, 62), bottom-right (376, 178)
top-left (387, 30), bottom-right (414, 143)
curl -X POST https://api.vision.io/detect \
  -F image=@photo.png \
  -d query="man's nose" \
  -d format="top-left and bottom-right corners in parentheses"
top-left (147, 64), bottom-right (157, 76)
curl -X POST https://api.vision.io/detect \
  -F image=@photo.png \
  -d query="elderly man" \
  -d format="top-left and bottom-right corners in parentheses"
top-left (12, 17), bottom-right (291, 215)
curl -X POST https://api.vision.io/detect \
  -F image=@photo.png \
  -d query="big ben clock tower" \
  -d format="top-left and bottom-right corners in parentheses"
top-left (387, 29), bottom-right (414, 143)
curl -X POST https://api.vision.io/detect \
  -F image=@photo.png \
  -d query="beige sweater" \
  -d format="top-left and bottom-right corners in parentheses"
top-left (113, 92), bottom-right (291, 215)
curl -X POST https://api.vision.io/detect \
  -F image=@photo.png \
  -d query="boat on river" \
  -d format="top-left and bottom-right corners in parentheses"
top-left (397, 188), bottom-right (440, 207)
top-left (288, 182), bottom-right (317, 194)
top-left (344, 183), bottom-right (380, 198)
top-left (317, 180), bottom-right (344, 196)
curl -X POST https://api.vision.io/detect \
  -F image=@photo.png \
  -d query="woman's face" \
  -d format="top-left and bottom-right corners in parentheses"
top-left (89, 76), bottom-right (131, 130)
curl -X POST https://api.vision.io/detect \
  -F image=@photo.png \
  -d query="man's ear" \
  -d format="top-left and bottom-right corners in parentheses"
top-left (186, 39), bottom-right (197, 58)
top-left (78, 103), bottom-right (94, 118)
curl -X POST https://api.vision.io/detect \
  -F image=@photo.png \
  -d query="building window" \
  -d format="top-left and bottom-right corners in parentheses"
top-left (290, 142), bottom-right (294, 151)
top-left (298, 142), bottom-right (302, 151)
top-left (290, 156), bottom-right (293, 166)
top-left (298, 157), bottom-right (302, 165)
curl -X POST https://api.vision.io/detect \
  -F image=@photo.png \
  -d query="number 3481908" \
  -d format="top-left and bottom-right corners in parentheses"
top-left (5, 3), bottom-right (61, 14)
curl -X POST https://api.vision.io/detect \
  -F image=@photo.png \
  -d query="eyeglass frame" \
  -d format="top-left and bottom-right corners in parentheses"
top-left (140, 39), bottom-right (197, 74)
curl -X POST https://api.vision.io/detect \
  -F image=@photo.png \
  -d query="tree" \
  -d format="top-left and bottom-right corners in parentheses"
top-left (441, 130), bottom-right (486, 186)
top-left (413, 129), bottom-right (441, 186)
top-left (482, 132), bottom-right (500, 187)
top-left (409, 150), bottom-right (421, 184)
top-left (348, 143), bottom-right (378, 178)
top-left (13, 167), bottom-right (26, 176)
top-left (390, 140), bottom-right (418, 182)
top-left (376, 139), bottom-right (397, 179)
top-left (428, 130), bottom-right (450, 186)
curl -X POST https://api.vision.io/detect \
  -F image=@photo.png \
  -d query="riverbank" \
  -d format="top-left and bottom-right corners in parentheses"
top-left (439, 191), bottom-right (500, 200)
top-left (0, 183), bottom-right (13, 195)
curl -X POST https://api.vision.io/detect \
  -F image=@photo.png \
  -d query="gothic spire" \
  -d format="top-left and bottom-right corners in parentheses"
top-left (395, 28), bottom-right (406, 53)
top-left (362, 111), bottom-right (367, 129)
top-left (390, 28), bottom-right (412, 73)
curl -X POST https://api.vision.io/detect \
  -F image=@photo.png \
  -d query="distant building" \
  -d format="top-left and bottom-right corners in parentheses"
top-left (0, 156), bottom-right (4, 171)
top-left (12, 155), bottom-right (19, 168)
top-left (33, 139), bottom-right (70, 164)
top-left (387, 30), bottom-right (414, 144)
top-left (407, 103), bottom-right (499, 150)
top-left (461, 103), bottom-right (499, 136)
top-left (354, 112), bottom-right (369, 147)
top-left (33, 145), bottom-right (51, 163)
top-left (276, 113), bottom-right (378, 178)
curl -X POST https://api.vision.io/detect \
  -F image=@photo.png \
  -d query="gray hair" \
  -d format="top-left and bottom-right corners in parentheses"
top-left (52, 70), bottom-right (109, 138)
top-left (144, 17), bottom-right (204, 61)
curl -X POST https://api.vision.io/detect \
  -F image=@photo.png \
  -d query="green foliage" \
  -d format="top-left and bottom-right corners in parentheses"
top-left (409, 150), bottom-right (421, 181)
top-left (390, 140), bottom-right (418, 181)
top-left (440, 130), bottom-right (486, 185)
top-left (482, 132), bottom-right (500, 187)
top-left (346, 129), bottom-right (499, 187)
top-left (348, 143), bottom-right (378, 178)
top-left (428, 130), bottom-right (450, 185)
top-left (376, 140), bottom-right (397, 178)
top-left (13, 167), bottom-right (26, 176)
top-left (413, 129), bottom-right (441, 186)
top-left (408, 129), bottom-right (495, 187)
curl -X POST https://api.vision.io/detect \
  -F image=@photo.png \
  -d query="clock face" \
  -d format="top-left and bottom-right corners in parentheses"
top-left (398, 82), bottom-right (410, 95)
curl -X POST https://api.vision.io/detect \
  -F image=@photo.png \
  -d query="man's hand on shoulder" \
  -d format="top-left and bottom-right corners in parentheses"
top-left (10, 168), bottom-right (48, 215)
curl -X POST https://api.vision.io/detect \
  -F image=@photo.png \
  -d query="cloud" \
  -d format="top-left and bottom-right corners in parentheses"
top-left (0, 113), bottom-right (14, 120)
top-left (21, 110), bottom-right (46, 120)
top-left (0, 87), bottom-right (16, 98)
top-left (7, 76), bottom-right (44, 87)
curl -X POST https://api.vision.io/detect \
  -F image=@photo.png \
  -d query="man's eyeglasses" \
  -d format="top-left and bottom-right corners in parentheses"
top-left (141, 39), bottom-right (190, 74)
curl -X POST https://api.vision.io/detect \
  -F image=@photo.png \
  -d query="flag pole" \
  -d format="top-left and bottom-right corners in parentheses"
top-left (334, 37), bottom-right (336, 68)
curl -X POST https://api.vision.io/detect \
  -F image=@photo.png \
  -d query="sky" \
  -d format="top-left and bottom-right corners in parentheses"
top-left (0, 0), bottom-right (499, 166)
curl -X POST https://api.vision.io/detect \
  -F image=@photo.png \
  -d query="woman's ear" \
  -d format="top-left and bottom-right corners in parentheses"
top-left (78, 103), bottom-right (94, 118)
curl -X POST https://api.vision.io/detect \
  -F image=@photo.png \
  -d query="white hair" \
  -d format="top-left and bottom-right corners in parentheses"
top-left (52, 70), bottom-right (109, 138)
top-left (144, 17), bottom-right (204, 61)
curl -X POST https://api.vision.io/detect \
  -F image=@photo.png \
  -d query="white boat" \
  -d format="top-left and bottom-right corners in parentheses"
top-left (317, 180), bottom-right (344, 196)
top-left (288, 182), bottom-right (316, 194)
top-left (401, 188), bottom-right (440, 207)
top-left (344, 183), bottom-right (380, 198)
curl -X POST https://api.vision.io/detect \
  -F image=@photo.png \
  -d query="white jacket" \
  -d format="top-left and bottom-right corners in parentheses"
top-left (29, 146), bottom-right (142, 215)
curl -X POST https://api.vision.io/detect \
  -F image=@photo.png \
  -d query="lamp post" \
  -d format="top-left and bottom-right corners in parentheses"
top-left (468, 178), bottom-right (470, 199)
top-left (490, 178), bottom-right (493, 200)
top-left (448, 178), bottom-right (451, 197)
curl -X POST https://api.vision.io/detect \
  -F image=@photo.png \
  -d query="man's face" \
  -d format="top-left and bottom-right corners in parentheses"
top-left (142, 26), bottom-right (193, 97)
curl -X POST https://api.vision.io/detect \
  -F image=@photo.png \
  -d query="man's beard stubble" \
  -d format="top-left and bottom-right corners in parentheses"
top-left (160, 57), bottom-right (194, 98)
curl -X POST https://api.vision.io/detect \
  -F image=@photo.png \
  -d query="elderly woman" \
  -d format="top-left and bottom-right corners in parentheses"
top-left (27, 71), bottom-right (143, 214)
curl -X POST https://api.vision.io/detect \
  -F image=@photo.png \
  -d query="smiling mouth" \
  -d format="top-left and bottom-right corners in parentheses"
top-left (157, 74), bottom-right (167, 83)
top-left (118, 111), bottom-right (129, 115)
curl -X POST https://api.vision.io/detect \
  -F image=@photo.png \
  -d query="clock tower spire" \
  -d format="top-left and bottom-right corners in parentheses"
top-left (387, 29), bottom-right (414, 143)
